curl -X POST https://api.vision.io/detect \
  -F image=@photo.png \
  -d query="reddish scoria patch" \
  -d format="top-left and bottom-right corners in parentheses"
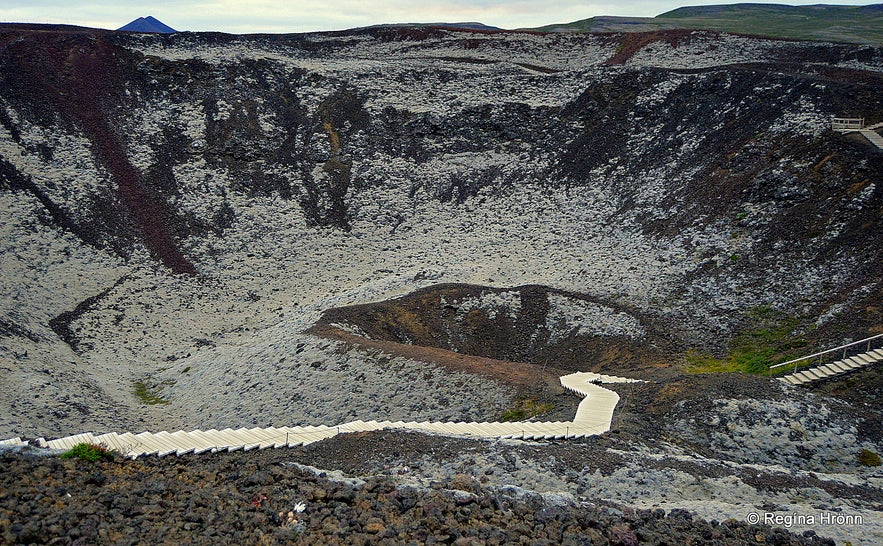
top-left (604, 29), bottom-right (702, 65)
top-left (1, 28), bottom-right (197, 275)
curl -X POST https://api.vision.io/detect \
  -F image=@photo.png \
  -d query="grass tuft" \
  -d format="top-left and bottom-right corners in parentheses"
top-left (501, 398), bottom-right (553, 422)
top-left (858, 448), bottom-right (882, 467)
top-left (683, 349), bottom-right (740, 373)
top-left (61, 443), bottom-right (115, 462)
top-left (134, 381), bottom-right (170, 405)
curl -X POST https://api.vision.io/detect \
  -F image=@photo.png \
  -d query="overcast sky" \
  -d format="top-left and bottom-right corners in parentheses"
top-left (0, 1), bottom-right (874, 33)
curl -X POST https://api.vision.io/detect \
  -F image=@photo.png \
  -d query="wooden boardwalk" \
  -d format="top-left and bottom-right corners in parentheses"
top-left (858, 128), bottom-right (883, 149)
top-left (1, 372), bottom-right (643, 458)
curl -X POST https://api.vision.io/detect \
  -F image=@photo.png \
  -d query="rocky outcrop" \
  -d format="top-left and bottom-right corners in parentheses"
top-left (314, 284), bottom-right (672, 374)
top-left (0, 443), bottom-right (841, 546)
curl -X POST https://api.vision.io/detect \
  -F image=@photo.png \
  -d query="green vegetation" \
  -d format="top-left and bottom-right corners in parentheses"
top-left (134, 380), bottom-right (170, 405)
top-left (685, 306), bottom-right (808, 375)
top-left (657, 4), bottom-right (883, 44)
top-left (501, 398), bottom-right (554, 421)
top-left (61, 443), bottom-right (115, 462)
top-left (684, 349), bottom-right (741, 373)
top-left (858, 448), bottom-right (882, 467)
top-left (531, 4), bottom-right (883, 45)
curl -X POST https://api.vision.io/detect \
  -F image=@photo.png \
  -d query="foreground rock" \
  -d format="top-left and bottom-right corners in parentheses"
top-left (0, 446), bottom-right (834, 545)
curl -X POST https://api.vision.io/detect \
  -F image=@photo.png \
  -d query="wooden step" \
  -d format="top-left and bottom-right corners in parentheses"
top-left (827, 361), bottom-right (853, 373)
top-left (842, 357), bottom-right (865, 369)
top-left (816, 364), bottom-right (842, 376)
top-left (851, 354), bottom-right (874, 365)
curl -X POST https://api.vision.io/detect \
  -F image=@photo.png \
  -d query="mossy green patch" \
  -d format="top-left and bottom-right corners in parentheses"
top-left (684, 306), bottom-right (809, 375)
top-left (61, 443), bottom-right (115, 462)
top-left (501, 398), bottom-right (554, 422)
top-left (134, 380), bottom-right (170, 405)
top-left (858, 448), bottom-right (882, 467)
top-left (683, 349), bottom-right (741, 373)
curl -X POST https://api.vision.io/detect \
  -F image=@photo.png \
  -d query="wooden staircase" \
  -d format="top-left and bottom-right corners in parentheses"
top-left (773, 333), bottom-right (883, 386)
top-left (779, 348), bottom-right (883, 385)
top-left (0, 372), bottom-right (644, 458)
top-left (833, 118), bottom-right (883, 150)
top-left (859, 128), bottom-right (883, 149)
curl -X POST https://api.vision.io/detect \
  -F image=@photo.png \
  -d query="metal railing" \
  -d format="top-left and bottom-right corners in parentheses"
top-left (768, 333), bottom-right (883, 376)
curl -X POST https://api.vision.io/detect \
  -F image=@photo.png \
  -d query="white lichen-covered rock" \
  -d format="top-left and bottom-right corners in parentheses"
top-left (444, 291), bottom-right (522, 321)
top-left (545, 294), bottom-right (645, 342)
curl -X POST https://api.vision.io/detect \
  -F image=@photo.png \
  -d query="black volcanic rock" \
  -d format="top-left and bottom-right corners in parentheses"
top-left (367, 22), bottom-right (502, 31)
top-left (0, 445), bottom-right (837, 546)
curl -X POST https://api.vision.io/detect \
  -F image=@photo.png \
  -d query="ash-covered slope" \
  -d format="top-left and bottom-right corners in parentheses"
top-left (0, 25), bottom-right (882, 437)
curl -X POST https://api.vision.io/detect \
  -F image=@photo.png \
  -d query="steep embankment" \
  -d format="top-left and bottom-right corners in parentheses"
top-left (0, 28), bottom-right (195, 274)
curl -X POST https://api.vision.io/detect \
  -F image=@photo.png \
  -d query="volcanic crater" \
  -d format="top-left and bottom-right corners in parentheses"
top-left (1, 21), bottom-right (882, 545)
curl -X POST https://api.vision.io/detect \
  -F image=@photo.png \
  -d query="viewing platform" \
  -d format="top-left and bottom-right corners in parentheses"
top-left (832, 117), bottom-right (883, 149)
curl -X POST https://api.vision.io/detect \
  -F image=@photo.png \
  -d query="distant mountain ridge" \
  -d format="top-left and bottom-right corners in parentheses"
top-left (356, 22), bottom-right (501, 32)
top-left (532, 3), bottom-right (883, 44)
top-left (117, 16), bottom-right (176, 34)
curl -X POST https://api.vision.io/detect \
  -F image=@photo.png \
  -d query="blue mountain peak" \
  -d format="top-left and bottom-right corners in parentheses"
top-left (117, 16), bottom-right (176, 34)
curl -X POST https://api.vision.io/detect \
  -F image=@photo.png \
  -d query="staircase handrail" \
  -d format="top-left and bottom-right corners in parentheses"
top-left (769, 333), bottom-right (883, 373)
